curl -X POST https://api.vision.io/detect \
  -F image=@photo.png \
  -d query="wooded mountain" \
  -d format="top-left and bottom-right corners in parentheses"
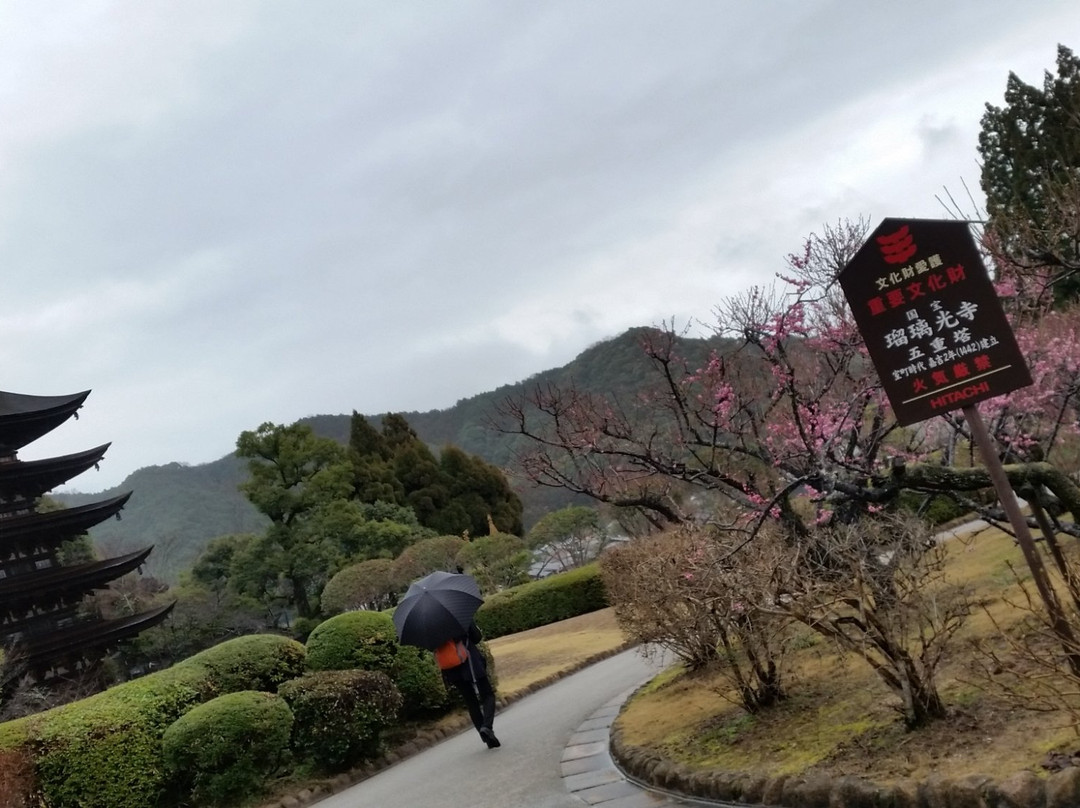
top-left (56, 326), bottom-right (724, 582)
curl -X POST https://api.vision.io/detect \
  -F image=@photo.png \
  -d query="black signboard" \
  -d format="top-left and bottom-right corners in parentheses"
top-left (839, 217), bottom-right (1032, 426)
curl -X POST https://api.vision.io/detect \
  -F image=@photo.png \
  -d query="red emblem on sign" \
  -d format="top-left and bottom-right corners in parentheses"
top-left (876, 225), bottom-right (917, 264)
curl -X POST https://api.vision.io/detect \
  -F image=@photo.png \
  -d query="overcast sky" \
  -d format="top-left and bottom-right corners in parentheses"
top-left (3, 2), bottom-right (1077, 492)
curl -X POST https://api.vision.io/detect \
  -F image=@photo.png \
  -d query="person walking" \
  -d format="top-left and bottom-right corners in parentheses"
top-left (437, 621), bottom-right (500, 748)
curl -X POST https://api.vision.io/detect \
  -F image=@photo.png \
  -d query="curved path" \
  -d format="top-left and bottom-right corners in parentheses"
top-left (312, 647), bottom-right (693, 808)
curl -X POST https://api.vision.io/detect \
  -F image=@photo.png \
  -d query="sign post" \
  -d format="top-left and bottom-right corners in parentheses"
top-left (840, 218), bottom-right (1080, 673)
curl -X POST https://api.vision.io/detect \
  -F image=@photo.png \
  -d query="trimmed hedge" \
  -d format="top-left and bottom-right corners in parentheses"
top-left (475, 563), bottom-right (608, 638)
top-left (183, 633), bottom-right (308, 694)
top-left (306, 611), bottom-right (450, 718)
top-left (27, 664), bottom-right (209, 808)
top-left (0, 634), bottom-right (307, 808)
top-left (306, 611), bottom-right (398, 673)
top-left (279, 670), bottom-right (401, 772)
top-left (162, 690), bottom-right (293, 807)
top-left (389, 645), bottom-right (450, 717)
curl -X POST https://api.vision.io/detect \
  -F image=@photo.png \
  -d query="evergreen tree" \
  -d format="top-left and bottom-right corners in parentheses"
top-left (979, 44), bottom-right (1080, 305)
top-left (347, 411), bottom-right (404, 505)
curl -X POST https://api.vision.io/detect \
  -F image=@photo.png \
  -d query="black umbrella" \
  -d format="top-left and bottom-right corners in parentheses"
top-left (392, 571), bottom-right (483, 651)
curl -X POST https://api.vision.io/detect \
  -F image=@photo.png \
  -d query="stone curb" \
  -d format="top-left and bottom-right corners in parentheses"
top-left (255, 640), bottom-right (637, 808)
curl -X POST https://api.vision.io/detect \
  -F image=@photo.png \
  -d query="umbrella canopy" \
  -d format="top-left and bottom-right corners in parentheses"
top-left (392, 571), bottom-right (483, 651)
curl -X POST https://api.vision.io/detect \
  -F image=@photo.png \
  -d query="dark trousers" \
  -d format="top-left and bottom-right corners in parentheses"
top-left (453, 675), bottom-right (496, 732)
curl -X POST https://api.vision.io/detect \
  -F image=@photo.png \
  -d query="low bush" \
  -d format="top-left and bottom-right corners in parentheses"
top-left (27, 665), bottom-right (208, 808)
top-left (306, 611), bottom-right (398, 672)
top-left (0, 634), bottom-right (306, 808)
top-left (390, 645), bottom-right (450, 717)
top-left (476, 563), bottom-right (607, 638)
top-left (279, 670), bottom-right (401, 772)
top-left (307, 611), bottom-right (452, 717)
top-left (162, 690), bottom-right (293, 807)
top-left (182, 633), bottom-right (307, 695)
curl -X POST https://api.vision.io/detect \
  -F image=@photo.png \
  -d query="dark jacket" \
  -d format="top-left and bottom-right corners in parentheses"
top-left (440, 622), bottom-right (488, 686)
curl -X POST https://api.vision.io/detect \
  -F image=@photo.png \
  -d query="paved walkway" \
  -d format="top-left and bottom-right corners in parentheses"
top-left (560, 690), bottom-right (722, 807)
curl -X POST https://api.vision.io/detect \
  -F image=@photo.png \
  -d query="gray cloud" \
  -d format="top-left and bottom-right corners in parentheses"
top-left (1, 0), bottom-right (1075, 489)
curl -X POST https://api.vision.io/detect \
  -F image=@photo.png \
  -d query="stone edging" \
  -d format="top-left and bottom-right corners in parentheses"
top-left (256, 640), bottom-right (637, 808)
top-left (610, 712), bottom-right (1080, 808)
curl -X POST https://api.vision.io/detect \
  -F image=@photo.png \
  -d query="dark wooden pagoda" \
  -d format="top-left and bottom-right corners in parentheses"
top-left (0, 390), bottom-right (173, 681)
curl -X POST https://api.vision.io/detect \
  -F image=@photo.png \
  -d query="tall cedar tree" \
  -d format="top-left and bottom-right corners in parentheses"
top-left (979, 44), bottom-right (1080, 306)
top-left (347, 412), bottom-right (523, 537)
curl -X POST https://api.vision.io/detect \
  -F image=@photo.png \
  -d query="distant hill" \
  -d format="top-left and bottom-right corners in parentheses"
top-left (56, 326), bottom-right (726, 583)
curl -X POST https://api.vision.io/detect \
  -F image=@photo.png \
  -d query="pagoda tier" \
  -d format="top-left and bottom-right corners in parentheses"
top-left (0, 391), bottom-right (89, 457)
top-left (0, 444), bottom-right (111, 517)
top-left (0, 387), bottom-right (172, 687)
top-left (0, 493), bottom-right (131, 565)
top-left (0, 547), bottom-right (153, 629)
top-left (11, 602), bottom-right (175, 681)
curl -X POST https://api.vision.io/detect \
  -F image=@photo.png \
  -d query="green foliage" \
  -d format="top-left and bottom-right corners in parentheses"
top-left (57, 534), bottom-right (96, 566)
top-left (182, 634), bottom-right (308, 695)
top-left (389, 534), bottom-right (468, 588)
top-left (322, 558), bottom-right (396, 615)
top-left (349, 412), bottom-right (524, 538)
top-left (0, 634), bottom-right (306, 808)
top-left (236, 422), bottom-right (355, 618)
top-left (979, 44), bottom-right (1080, 305)
top-left (162, 690), bottom-right (293, 807)
top-left (388, 645), bottom-right (450, 718)
top-left (231, 421), bottom-right (431, 620)
top-left (456, 532), bottom-right (531, 592)
top-left (896, 491), bottom-right (969, 526)
top-left (475, 563), bottom-right (608, 639)
top-left (304, 612), bottom-right (452, 718)
top-left (349, 413), bottom-right (406, 504)
top-left (25, 665), bottom-right (208, 808)
top-left (190, 533), bottom-right (256, 591)
top-left (305, 611), bottom-right (398, 673)
top-left (527, 505), bottom-right (601, 550)
top-left (279, 670), bottom-right (402, 772)
top-left (237, 422), bottom-right (353, 523)
top-left (527, 505), bottom-right (611, 573)
top-left (131, 576), bottom-right (264, 667)
top-left (434, 445), bottom-right (524, 537)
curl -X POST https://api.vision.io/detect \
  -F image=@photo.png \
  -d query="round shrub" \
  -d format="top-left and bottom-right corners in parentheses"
top-left (306, 611), bottom-right (397, 672)
top-left (278, 670), bottom-right (402, 772)
top-left (390, 645), bottom-right (450, 717)
top-left (162, 690), bottom-right (293, 807)
top-left (306, 611), bottom-right (453, 717)
top-left (181, 633), bottom-right (307, 695)
top-left (323, 558), bottom-right (396, 614)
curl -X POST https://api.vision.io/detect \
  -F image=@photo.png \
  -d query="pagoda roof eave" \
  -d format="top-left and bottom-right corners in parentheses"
top-left (0, 546), bottom-right (153, 605)
top-left (0, 443), bottom-right (112, 500)
top-left (0, 493), bottom-right (132, 546)
top-left (0, 390), bottom-right (91, 455)
top-left (14, 602), bottom-right (176, 672)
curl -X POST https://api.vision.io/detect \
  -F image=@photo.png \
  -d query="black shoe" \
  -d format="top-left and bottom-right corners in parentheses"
top-left (479, 727), bottom-right (501, 748)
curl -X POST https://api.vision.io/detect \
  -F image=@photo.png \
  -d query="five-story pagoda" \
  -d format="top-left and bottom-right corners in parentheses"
top-left (0, 389), bottom-right (172, 682)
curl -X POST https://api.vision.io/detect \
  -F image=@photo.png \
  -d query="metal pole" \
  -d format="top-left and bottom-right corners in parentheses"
top-left (964, 405), bottom-right (1080, 675)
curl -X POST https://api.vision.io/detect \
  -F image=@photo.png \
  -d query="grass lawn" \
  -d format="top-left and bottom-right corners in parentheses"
top-left (487, 607), bottom-right (629, 696)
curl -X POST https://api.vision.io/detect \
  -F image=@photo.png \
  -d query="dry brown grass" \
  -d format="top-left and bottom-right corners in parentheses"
top-left (487, 607), bottom-right (628, 696)
top-left (616, 525), bottom-right (1080, 785)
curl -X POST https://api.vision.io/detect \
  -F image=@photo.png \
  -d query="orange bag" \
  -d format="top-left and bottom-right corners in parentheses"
top-left (434, 639), bottom-right (469, 670)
